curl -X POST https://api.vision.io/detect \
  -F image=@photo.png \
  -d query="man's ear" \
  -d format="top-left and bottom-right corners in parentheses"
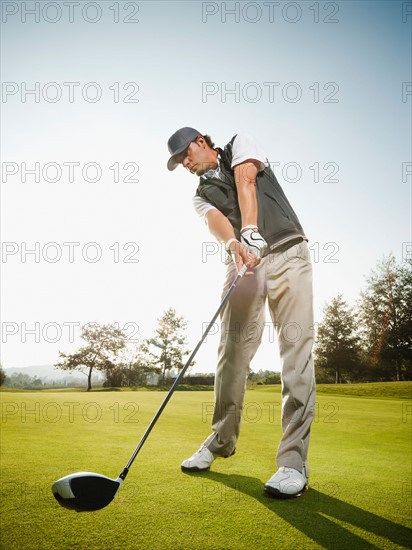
top-left (195, 136), bottom-right (206, 148)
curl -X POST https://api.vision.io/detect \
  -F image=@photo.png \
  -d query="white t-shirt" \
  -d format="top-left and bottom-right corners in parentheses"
top-left (192, 133), bottom-right (268, 219)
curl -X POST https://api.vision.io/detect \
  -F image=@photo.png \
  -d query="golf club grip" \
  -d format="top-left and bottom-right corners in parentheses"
top-left (120, 265), bottom-right (248, 479)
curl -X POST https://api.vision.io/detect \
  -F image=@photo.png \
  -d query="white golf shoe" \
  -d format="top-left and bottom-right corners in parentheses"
top-left (264, 466), bottom-right (309, 498)
top-left (181, 445), bottom-right (217, 472)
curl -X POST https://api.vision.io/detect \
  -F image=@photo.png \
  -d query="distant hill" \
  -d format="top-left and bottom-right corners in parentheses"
top-left (5, 365), bottom-right (104, 383)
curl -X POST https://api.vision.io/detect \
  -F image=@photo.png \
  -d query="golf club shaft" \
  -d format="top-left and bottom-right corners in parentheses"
top-left (119, 264), bottom-right (248, 480)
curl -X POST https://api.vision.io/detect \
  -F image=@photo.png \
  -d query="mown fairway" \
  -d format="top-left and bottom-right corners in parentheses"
top-left (1, 384), bottom-right (411, 549)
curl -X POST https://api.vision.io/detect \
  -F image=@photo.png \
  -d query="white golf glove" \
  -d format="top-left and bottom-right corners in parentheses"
top-left (240, 225), bottom-right (268, 259)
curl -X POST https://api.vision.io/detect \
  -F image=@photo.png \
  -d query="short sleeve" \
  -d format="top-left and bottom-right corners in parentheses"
top-left (193, 195), bottom-right (217, 219)
top-left (231, 133), bottom-right (268, 171)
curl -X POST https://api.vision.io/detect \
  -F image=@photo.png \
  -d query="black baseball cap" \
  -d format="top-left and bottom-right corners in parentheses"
top-left (167, 127), bottom-right (202, 171)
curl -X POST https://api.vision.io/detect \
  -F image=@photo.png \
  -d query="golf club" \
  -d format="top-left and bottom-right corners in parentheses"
top-left (52, 265), bottom-right (248, 512)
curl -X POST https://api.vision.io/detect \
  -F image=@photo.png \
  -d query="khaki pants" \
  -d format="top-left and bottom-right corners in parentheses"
top-left (203, 239), bottom-right (316, 476)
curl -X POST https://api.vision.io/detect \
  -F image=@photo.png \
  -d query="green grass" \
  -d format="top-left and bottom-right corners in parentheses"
top-left (314, 382), bottom-right (412, 400)
top-left (1, 385), bottom-right (411, 549)
top-left (3, 381), bottom-right (411, 398)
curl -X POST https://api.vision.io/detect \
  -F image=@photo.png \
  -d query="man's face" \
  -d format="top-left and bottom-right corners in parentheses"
top-left (176, 137), bottom-right (217, 176)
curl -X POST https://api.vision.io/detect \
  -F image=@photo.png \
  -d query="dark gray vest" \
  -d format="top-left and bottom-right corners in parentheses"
top-left (196, 136), bottom-right (306, 247)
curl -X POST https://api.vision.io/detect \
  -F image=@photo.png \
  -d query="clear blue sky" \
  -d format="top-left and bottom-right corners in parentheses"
top-left (1, 1), bottom-right (411, 373)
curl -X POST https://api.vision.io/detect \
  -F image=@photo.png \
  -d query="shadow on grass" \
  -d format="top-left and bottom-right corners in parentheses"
top-left (188, 471), bottom-right (412, 549)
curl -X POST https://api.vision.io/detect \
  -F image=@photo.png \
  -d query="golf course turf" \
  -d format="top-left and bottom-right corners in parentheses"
top-left (1, 383), bottom-right (411, 549)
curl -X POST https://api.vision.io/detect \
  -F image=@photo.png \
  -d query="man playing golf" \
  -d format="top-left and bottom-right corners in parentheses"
top-left (167, 128), bottom-right (315, 498)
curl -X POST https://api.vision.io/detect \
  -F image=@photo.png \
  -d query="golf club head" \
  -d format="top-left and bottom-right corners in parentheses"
top-left (52, 472), bottom-right (122, 512)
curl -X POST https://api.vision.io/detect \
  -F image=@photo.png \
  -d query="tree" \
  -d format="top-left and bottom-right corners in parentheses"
top-left (5, 372), bottom-right (33, 388)
top-left (248, 369), bottom-right (281, 385)
top-left (56, 323), bottom-right (127, 391)
top-left (146, 308), bottom-right (193, 386)
top-left (0, 363), bottom-right (6, 386)
top-left (122, 342), bottom-right (161, 386)
top-left (315, 294), bottom-right (361, 383)
top-left (357, 255), bottom-right (412, 381)
top-left (104, 342), bottom-right (160, 387)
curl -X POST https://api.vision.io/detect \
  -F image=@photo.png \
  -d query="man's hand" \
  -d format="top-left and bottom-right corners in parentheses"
top-left (226, 239), bottom-right (260, 275)
top-left (240, 225), bottom-right (268, 259)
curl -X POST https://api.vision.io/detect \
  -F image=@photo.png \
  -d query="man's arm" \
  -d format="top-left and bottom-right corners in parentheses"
top-left (233, 160), bottom-right (260, 227)
top-left (205, 209), bottom-right (260, 273)
top-left (233, 160), bottom-right (268, 258)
